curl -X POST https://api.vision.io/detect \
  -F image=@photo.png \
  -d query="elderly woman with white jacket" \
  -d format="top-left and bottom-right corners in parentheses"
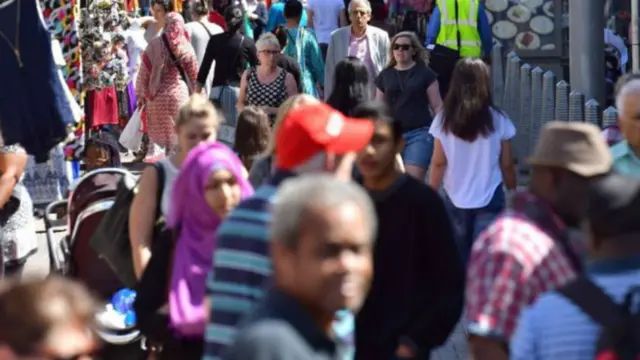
top-left (324, 0), bottom-right (389, 100)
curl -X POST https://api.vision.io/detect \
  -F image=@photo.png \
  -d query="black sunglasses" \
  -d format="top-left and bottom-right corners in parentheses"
top-left (392, 44), bottom-right (413, 51)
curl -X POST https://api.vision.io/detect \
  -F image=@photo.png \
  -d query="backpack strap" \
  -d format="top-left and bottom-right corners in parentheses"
top-left (152, 162), bottom-right (166, 219)
top-left (557, 276), bottom-right (625, 328)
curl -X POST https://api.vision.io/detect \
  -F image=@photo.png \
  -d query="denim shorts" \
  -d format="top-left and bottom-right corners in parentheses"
top-left (443, 185), bottom-right (506, 267)
top-left (401, 127), bottom-right (433, 168)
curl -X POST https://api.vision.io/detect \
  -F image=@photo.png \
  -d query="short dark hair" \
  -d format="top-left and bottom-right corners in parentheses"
top-left (152, 0), bottom-right (172, 12)
top-left (284, 0), bottom-right (303, 19)
top-left (587, 172), bottom-right (640, 238)
top-left (224, 4), bottom-right (244, 32)
top-left (191, 0), bottom-right (209, 16)
top-left (234, 106), bottom-right (271, 168)
top-left (351, 101), bottom-right (403, 142)
top-left (272, 25), bottom-right (288, 48)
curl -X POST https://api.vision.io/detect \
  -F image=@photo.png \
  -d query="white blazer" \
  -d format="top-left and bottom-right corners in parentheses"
top-left (324, 25), bottom-right (390, 100)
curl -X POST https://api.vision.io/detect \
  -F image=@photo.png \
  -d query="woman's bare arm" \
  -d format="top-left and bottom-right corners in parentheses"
top-left (0, 152), bottom-right (27, 208)
top-left (284, 72), bottom-right (298, 97)
top-left (428, 138), bottom-right (447, 189)
top-left (427, 81), bottom-right (444, 115)
top-left (237, 70), bottom-right (250, 112)
top-left (129, 166), bottom-right (160, 278)
top-left (499, 140), bottom-right (517, 190)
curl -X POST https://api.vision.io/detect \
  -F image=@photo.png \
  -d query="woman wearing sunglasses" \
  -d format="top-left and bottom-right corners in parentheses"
top-left (375, 31), bottom-right (443, 181)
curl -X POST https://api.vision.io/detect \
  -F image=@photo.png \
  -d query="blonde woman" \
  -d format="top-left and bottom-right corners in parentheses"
top-left (238, 33), bottom-right (298, 122)
top-left (375, 31), bottom-right (443, 181)
top-left (247, 94), bottom-right (318, 187)
top-left (129, 94), bottom-right (220, 279)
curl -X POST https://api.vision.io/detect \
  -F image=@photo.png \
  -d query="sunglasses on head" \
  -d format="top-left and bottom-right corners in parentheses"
top-left (393, 44), bottom-right (412, 51)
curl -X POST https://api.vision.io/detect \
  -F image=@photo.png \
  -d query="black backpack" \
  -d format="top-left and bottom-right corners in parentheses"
top-left (89, 162), bottom-right (165, 288)
top-left (557, 276), bottom-right (640, 360)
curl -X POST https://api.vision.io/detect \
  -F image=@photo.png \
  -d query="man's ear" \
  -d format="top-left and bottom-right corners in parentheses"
top-left (395, 138), bottom-right (405, 154)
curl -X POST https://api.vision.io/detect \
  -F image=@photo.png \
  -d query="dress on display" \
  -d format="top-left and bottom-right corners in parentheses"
top-left (0, 0), bottom-right (72, 162)
top-left (40, 0), bottom-right (84, 105)
top-left (79, 0), bottom-right (129, 129)
top-left (22, 144), bottom-right (73, 207)
top-left (22, 40), bottom-right (78, 207)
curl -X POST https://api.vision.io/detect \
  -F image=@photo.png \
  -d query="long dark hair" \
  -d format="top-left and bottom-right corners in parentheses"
top-left (442, 58), bottom-right (498, 142)
top-left (326, 57), bottom-right (370, 116)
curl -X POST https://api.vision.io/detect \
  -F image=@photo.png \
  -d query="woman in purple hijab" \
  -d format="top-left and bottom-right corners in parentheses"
top-left (167, 141), bottom-right (253, 343)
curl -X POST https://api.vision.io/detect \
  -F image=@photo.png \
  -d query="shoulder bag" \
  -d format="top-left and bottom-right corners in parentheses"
top-left (162, 34), bottom-right (193, 94)
top-left (89, 162), bottom-right (166, 288)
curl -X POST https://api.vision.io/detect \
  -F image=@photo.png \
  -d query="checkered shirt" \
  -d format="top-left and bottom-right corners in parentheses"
top-left (602, 125), bottom-right (623, 146)
top-left (465, 192), bottom-right (580, 342)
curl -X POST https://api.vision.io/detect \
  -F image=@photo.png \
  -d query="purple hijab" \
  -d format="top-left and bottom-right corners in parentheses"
top-left (167, 142), bottom-right (254, 337)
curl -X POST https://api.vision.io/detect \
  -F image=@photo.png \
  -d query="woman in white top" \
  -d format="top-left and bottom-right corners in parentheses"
top-left (129, 94), bottom-right (220, 279)
top-left (428, 58), bottom-right (517, 266)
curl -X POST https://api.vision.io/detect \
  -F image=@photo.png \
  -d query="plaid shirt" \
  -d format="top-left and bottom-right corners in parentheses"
top-left (602, 125), bottom-right (623, 146)
top-left (465, 192), bottom-right (581, 341)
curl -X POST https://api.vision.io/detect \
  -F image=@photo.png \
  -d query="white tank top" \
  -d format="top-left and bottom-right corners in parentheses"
top-left (158, 158), bottom-right (180, 217)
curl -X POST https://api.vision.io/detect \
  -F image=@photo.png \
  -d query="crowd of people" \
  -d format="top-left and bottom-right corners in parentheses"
top-left (0, 0), bottom-right (639, 360)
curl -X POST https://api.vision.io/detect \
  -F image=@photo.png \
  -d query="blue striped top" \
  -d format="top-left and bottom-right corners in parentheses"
top-left (510, 258), bottom-right (640, 360)
top-left (203, 185), bottom-right (277, 360)
top-left (202, 174), bottom-right (355, 360)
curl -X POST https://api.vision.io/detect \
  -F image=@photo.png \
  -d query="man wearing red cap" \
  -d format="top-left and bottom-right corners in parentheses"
top-left (202, 101), bottom-right (374, 359)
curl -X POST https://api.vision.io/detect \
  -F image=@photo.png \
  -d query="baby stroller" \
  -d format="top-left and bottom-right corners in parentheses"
top-left (44, 168), bottom-right (144, 360)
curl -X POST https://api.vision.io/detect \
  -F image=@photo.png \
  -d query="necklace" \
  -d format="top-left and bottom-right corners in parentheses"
top-left (0, 0), bottom-right (22, 68)
top-left (395, 67), bottom-right (412, 93)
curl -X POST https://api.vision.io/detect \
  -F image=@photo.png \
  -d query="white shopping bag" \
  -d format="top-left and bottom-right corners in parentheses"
top-left (119, 106), bottom-right (144, 151)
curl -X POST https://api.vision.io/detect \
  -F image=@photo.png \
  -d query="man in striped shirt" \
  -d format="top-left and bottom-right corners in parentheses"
top-left (510, 172), bottom-right (640, 360)
top-left (202, 101), bottom-right (374, 360)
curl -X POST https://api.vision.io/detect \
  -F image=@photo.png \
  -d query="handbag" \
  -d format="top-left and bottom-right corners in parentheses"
top-left (119, 106), bottom-right (144, 151)
top-left (89, 162), bottom-right (166, 288)
top-left (212, 36), bottom-right (245, 107)
top-left (133, 226), bottom-right (177, 344)
top-left (162, 34), bottom-right (192, 94)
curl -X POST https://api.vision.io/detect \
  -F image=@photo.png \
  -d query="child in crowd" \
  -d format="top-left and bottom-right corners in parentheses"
top-left (234, 106), bottom-right (271, 170)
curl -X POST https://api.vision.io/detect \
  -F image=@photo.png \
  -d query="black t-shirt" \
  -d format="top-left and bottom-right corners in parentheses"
top-left (197, 32), bottom-right (259, 87)
top-left (375, 62), bottom-right (438, 131)
top-left (276, 54), bottom-right (302, 92)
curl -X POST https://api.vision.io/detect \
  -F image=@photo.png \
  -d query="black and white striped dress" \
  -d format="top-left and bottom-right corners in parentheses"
top-left (245, 67), bottom-right (288, 115)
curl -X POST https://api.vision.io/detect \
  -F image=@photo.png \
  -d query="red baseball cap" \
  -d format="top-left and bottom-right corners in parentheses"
top-left (275, 103), bottom-right (374, 169)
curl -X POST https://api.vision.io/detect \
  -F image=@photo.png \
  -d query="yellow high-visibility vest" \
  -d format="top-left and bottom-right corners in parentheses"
top-left (435, 0), bottom-right (482, 57)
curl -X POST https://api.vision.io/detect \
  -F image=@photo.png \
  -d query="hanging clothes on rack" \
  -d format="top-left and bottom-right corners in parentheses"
top-left (0, 0), bottom-right (72, 162)
top-left (23, 38), bottom-right (78, 209)
top-left (40, 0), bottom-right (84, 106)
top-left (80, 0), bottom-right (128, 130)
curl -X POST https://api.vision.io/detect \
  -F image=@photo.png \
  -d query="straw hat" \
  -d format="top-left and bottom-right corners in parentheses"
top-left (528, 121), bottom-right (612, 177)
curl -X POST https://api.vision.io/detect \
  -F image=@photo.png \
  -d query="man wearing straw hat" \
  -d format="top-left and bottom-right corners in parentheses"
top-left (464, 121), bottom-right (613, 360)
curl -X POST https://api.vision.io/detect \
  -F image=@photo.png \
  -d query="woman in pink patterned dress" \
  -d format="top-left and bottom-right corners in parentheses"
top-left (137, 12), bottom-right (198, 157)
